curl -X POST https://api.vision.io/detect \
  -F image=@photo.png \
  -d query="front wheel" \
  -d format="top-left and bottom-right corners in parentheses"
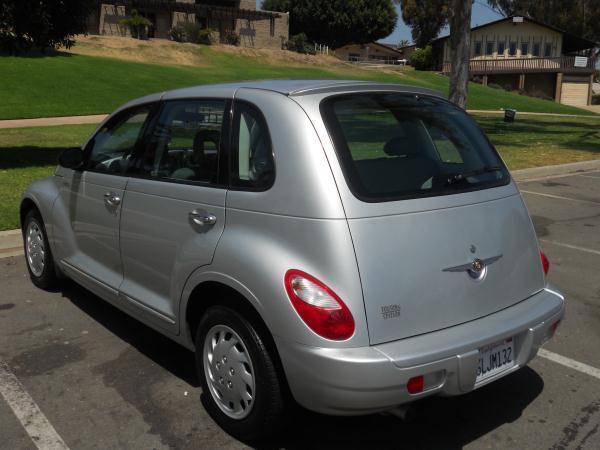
top-left (22, 209), bottom-right (59, 290)
top-left (195, 306), bottom-right (287, 442)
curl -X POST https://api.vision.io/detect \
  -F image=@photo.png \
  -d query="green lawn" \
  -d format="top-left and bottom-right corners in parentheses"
top-left (0, 51), bottom-right (596, 120)
top-left (475, 114), bottom-right (600, 169)
top-left (1, 116), bottom-right (598, 230)
top-left (0, 124), bottom-right (96, 230)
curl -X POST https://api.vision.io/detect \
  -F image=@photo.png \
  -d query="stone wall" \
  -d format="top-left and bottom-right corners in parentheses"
top-left (98, 4), bottom-right (128, 37)
top-left (237, 11), bottom-right (289, 50)
top-left (90, 3), bottom-right (289, 50)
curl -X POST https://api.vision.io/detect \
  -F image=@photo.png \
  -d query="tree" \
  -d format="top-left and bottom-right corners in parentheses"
top-left (448, 0), bottom-right (473, 108)
top-left (398, 39), bottom-right (411, 47)
top-left (262, 0), bottom-right (292, 11)
top-left (261, 0), bottom-right (398, 48)
top-left (399, 0), bottom-right (449, 48)
top-left (0, 0), bottom-right (95, 53)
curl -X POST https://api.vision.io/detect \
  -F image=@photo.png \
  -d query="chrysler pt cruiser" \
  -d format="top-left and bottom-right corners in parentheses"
top-left (21, 80), bottom-right (564, 440)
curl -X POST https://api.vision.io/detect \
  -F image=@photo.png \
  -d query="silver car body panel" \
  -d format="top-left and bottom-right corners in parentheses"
top-left (21, 80), bottom-right (565, 415)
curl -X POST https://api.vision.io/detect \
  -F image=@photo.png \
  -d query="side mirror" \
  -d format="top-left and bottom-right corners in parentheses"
top-left (58, 147), bottom-right (84, 169)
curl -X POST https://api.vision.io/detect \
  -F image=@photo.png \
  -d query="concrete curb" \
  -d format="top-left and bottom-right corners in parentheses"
top-left (511, 160), bottom-right (600, 182)
top-left (0, 230), bottom-right (22, 259)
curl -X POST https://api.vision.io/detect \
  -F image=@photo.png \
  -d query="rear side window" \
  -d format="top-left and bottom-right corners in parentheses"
top-left (230, 102), bottom-right (274, 190)
top-left (135, 100), bottom-right (226, 184)
top-left (320, 93), bottom-right (509, 202)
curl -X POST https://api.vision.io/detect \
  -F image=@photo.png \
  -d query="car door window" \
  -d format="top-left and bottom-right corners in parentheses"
top-left (87, 106), bottom-right (153, 175)
top-left (231, 102), bottom-right (274, 190)
top-left (136, 100), bottom-right (226, 184)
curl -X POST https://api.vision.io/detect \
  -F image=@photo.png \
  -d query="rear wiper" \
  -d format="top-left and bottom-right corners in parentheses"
top-left (445, 166), bottom-right (503, 185)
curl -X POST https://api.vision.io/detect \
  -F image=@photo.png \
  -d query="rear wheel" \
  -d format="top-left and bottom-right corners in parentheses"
top-left (195, 306), bottom-right (287, 442)
top-left (23, 209), bottom-right (59, 290)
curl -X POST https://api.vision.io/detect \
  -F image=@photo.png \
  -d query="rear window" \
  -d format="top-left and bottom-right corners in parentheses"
top-left (320, 92), bottom-right (509, 202)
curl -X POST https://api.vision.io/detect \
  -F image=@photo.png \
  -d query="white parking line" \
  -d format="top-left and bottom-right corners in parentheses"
top-left (539, 349), bottom-right (600, 381)
top-left (520, 190), bottom-right (600, 206)
top-left (0, 360), bottom-right (69, 450)
top-left (539, 239), bottom-right (600, 256)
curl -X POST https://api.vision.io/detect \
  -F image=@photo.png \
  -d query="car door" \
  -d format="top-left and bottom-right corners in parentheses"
top-left (118, 99), bottom-right (229, 332)
top-left (57, 104), bottom-right (156, 301)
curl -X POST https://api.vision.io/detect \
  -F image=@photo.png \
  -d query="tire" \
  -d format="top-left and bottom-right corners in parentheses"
top-left (195, 305), bottom-right (287, 442)
top-left (22, 209), bottom-right (59, 290)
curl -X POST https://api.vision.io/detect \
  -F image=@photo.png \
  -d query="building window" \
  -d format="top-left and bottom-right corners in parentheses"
top-left (521, 42), bottom-right (529, 56)
top-left (509, 42), bottom-right (517, 56)
top-left (474, 41), bottom-right (482, 56)
top-left (533, 43), bottom-right (540, 57)
top-left (544, 43), bottom-right (552, 57)
top-left (497, 41), bottom-right (505, 56)
top-left (486, 42), bottom-right (494, 55)
top-left (269, 17), bottom-right (275, 37)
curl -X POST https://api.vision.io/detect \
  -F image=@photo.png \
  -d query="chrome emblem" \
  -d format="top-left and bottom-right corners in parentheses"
top-left (443, 254), bottom-right (503, 280)
top-left (471, 258), bottom-right (484, 273)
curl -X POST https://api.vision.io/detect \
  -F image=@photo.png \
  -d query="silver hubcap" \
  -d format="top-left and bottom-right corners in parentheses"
top-left (203, 325), bottom-right (255, 419)
top-left (26, 221), bottom-right (45, 277)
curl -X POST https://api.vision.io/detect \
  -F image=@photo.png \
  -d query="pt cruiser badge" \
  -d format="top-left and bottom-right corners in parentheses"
top-left (443, 254), bottom-right (503, 280)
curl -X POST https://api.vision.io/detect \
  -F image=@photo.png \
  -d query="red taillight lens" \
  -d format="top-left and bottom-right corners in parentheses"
top-left (407, 376), bottom-right (424, 394)
top-left (540, 250), bottom-right (550, 275)
top-left (284, 269), bottom-right (355, 341)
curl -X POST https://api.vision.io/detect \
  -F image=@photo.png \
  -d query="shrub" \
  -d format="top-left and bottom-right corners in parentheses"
top-left (170, 25), bottom-right (186, 43)
top-left (119, 10), bottom-right (153, 40)
top-left (286, 33), bottom-right (315, 54)
top-left (592, 93), bottom-right (600, 105)
top-left (224, 30), bottom-right (240, 46)
top-left (409, 45), bottom-right (433, 70)
top-left (183, 22), bottom-right (212, 45)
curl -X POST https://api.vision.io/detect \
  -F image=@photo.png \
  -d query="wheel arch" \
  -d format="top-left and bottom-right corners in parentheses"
top-left (20, 197), bottom-right (40, 229)
top-left (181, 272), bottom-right (269, 349)
top-left (180, 273), bottom-right (293, 400)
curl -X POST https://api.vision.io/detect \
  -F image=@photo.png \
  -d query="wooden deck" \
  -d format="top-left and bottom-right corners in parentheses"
top-left (442, 56), bottom-right (596, 75)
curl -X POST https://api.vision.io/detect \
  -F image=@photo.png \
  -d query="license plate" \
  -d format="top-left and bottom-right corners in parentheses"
top-left (476, 338), bottom-right (515, 382)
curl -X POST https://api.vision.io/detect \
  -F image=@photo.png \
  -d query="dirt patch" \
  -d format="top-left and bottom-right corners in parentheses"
top-left (68, 35), bottom-right (211, 67)
top-left (67, 34), bottom-right (342, 69)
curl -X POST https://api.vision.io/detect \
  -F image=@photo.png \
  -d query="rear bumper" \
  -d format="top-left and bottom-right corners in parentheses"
top-left (275, 286), bottom-right (564, 415)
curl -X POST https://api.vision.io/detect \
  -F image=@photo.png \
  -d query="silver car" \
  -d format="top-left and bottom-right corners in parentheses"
top-left (21, 80), bottom-right (564, 440)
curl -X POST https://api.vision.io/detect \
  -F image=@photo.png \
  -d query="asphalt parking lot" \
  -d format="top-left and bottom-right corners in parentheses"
top-left (1, 169), bottom-right (599, 450)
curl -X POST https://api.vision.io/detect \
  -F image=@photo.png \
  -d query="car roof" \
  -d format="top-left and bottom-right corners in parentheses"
top-left (164, 79), bottom-right (442, 98)
top-left (120, 80), bottom-right (444, 111)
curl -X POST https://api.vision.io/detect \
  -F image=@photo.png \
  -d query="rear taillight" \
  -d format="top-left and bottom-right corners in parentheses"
top-left (284, 269), bottom-right (355, 341)
top-left (540, 250), bottom-right (550, 275)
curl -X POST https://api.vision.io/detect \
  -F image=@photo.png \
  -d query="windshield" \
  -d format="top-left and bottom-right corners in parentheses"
top-left (320, 92), bottom-right (510, 202)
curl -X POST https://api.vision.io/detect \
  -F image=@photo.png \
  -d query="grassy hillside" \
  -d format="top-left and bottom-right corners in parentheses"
top-left (0, 37), bottom-right (596, 119)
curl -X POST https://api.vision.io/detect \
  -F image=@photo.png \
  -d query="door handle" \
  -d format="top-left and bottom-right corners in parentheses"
top-left (104, 192), bottom-right (121, 207)
top-left (189, 210), bottom-right (217, 227)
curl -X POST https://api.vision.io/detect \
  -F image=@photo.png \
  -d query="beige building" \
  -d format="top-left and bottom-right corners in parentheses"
top-left (335, 42), bottom-right (405, 64)
top-left (87, 0), bottom-right (289, 50)
top-left (434, 16), bottom-right (597, 106)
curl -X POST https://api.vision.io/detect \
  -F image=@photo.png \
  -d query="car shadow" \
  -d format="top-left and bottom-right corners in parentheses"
top-left (257, 367), bottom-right (544, 450)
top-left (59, 281), bottom-right (544, 449)
top-left (59, 281), bottom-right (199, 387)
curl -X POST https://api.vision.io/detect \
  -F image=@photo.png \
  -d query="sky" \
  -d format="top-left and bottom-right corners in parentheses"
top-left (257, 1), bottom-right (507, 45)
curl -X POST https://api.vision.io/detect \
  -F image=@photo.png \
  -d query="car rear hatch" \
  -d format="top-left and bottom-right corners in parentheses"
top-left (319, 91), bottom-right (546, 345)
